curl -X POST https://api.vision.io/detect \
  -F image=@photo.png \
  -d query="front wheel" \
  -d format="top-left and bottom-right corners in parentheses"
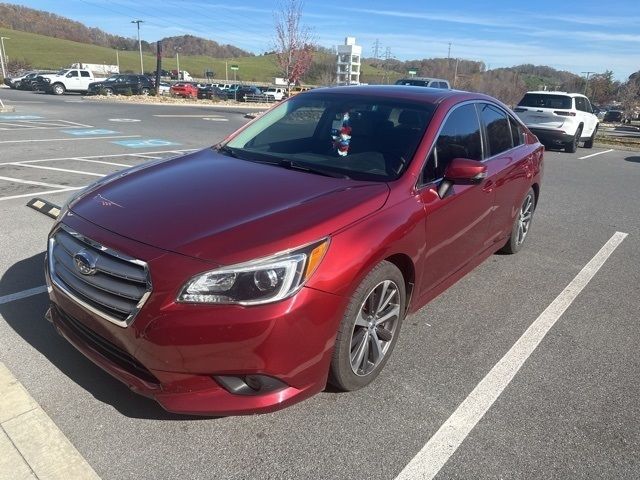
top-left (501, 188), bottom-right (535, 254)
top-left (329, 261), bottom-right (406, 391)
top-left (51, 83), bottom-right (65, 95)
top-left (140, 87), bottom-right (150, 96)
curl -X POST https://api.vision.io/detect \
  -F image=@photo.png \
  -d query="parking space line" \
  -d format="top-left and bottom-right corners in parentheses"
top-left (395, 231), bottom-right (628, 480)
top-left (0, 286), bottom-right (47, 305)
top-left (0, 187), bottom-right (83, 202)
top-left (71, 157), bottom-right (133, 167)
top-left (130, 153), bottom-right (161, 159)
top-left (0, 149), bottom-right (196, 166)
top-left (0, 135), bottom-right (140, 144)
top-left (579, 149), bottom-right (614, 160)
top-left (0, 175), bottom-right (74, 189)
top-left (9, 163), bottom-right (105, 178)
top-left (153, 114), bottom-right (222, 117)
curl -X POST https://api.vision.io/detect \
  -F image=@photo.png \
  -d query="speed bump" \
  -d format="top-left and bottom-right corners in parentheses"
top-left (26, 198), bottom-right (61, 219)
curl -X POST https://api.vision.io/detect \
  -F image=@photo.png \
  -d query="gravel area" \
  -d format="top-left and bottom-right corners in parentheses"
top-left (84, 94), bottom-right (274, 109)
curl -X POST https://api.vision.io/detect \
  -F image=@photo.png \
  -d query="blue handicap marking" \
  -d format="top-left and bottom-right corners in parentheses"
top-left (112, 139), bottom-right (180, 148)
top-left (62, 129), bottom-right (118, 136)
top-left (0, 115), bottom-right (43, 120)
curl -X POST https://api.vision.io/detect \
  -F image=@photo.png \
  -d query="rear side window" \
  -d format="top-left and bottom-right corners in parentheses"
top-left (575, 97), bottom-right (587, 112)
top-left (518, 94), bottom-right (572, 110)
top-left (423, 103), bottom-right (482, 182)
top-left (395, 79), bottom-right (429, 86)
top-left (509, 116), bottom-right (524, 147)
top-left (479, 104), bottom-right (512, 157)
top-left (80, 71), bottom-right (90, 78)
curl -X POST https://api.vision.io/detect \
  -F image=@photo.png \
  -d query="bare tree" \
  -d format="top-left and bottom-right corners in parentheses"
top-left (273, 0), bottom-right (313, 93)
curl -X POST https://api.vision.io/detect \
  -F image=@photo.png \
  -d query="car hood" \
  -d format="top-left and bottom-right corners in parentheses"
top-left (70, 149), bottom-right (390, 265)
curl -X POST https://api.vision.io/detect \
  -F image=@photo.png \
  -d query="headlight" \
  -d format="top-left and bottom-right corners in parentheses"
top-left (178, 239), bottom-right (329, 305)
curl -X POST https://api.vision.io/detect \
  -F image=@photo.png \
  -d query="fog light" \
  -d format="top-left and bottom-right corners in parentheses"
top-left (214, 375), bottom-right (288, 396)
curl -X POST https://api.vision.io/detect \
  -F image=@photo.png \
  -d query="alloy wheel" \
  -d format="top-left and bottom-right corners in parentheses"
top-left (349, 280), bottom-right (401, 376)
top-left (516, 193), bottom-right (534, 246)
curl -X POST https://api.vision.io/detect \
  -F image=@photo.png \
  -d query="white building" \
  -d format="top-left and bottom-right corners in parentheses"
top-left (336, 37), bottom-right (361, 85)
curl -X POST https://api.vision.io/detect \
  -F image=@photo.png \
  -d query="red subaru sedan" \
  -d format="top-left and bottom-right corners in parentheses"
top-left (45, 86), bottom-right (543, 415)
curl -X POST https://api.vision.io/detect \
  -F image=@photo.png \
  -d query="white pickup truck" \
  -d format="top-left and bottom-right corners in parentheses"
top-left (36, 68), bottom-right (98, 95)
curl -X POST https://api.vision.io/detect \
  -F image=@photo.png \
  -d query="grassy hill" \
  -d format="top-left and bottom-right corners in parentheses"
top-left (0, 27), bottom-right (388, 84)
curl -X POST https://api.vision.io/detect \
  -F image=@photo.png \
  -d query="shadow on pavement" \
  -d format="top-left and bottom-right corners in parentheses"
top-left (0, 253), bottom-right (208, 421)
top-left (624, 156), bottom-right (640, 163)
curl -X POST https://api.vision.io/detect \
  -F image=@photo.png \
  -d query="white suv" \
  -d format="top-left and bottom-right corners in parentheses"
top-left (514, 91), bottom-right (599, 152)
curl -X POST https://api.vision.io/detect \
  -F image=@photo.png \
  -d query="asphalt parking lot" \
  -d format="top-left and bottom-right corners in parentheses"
top-left (1, 88), bottom-right (639, 480)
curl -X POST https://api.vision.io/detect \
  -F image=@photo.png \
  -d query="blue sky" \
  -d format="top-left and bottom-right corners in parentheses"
top-left (11, 0), bottom-right (640, 80)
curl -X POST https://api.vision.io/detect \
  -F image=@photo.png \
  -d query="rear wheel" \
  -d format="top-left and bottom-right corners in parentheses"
top-left (329, 261), bottom-right (406, 391)
top-left (584, 125), bottom-right (597, 149)
top-left (52, 83), bottom-right (65, 95)
top-left (501, 188), bottom-right (535, 254)
top-left (565, 126), bottom-right (582, 153)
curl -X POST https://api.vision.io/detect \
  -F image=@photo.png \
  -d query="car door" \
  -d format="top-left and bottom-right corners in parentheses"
top-left (575, 97), bottom-right (597, 136)
top-left (79, 70), bottom-right (92, 90)
top-left (416, 102), bottom-right (496, 296)
top-left (65, 70), bottom-right (81, 90)
top-left (477, 102), bottom-right (535, 244)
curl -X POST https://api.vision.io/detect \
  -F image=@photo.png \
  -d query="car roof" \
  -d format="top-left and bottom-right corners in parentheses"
top-left (525, 90), bottom-right (587, 98)
top-left (306, 84), bottom-right (488, 106)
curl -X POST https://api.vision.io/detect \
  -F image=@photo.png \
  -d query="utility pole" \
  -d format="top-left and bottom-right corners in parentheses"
top-left (453, 58), bottom-right (460, 88)
top-left (581, 71), bottom-right (596, 96)
top-left (131, 20), bottom-right (144, 74)
top-left (176, 49), bottom-right (181, 80)
top-left (115, 49), bottom-right (120, 72)
top-left (447, 42), bottom-right (452, 60)
top-left (0, 37), bottom-right (9, 78)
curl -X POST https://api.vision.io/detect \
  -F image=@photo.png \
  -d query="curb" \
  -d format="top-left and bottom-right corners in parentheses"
top-left (0, 362), bottom-right (100, 480)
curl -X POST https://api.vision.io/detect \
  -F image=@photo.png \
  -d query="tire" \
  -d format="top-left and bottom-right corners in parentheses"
top-left (140, 87), bottom-right (150, 96)
top-left (501, 188), bottom-right (535, 254)
top-left (564, 126), bottom-right (582, 153)
top-left (52, 83), bottom-right (65, 95)
top-left (584, 125), bottom-right (597, 149)
top-left (103, 87), bottom-right (113, 96)
top-left (11, 82), bottom-right (19, 89)
top-left (329, 261), bottom-right (406, 391)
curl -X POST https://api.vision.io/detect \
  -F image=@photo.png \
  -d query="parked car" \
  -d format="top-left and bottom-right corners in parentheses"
top-left (45, 85), bottom-right (543, 416)
top-left (157, 81), bottom-right (171, 95)
top-left (3, 70), bottom-right (39, 89)
top-left (234, 85), bottom-right (263, 102)
top-left (197, 84), bottom-right (227, 100)
top-left (87, 74), bottom-right (154, 96)
top-left (35, 68), bottom-right (98, 95)
top-left (11, 72), bottom-right (41, 90)
top-left (263, 87), bottom-right (286, 101)
top-left (514, 91), bottom-right (599, 152)
top-left (603, 110), bottom-right (624, 123)
top-left (395, 77), bottom-right (451, 89)
top-left (170, 82), bottom-right (198, 98)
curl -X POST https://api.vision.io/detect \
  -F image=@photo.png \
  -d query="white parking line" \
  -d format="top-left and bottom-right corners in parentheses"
top-left (0, 286), bottom-right (47, 305)
top-left (71, 157), bottom-right (133, 167)
top-left (153, 114), bottom-right (222, 117)
top-left (0, 135), bottom-right (140, 144)
top-left (579, 149), bottom-right (614, 160)
top-left (0, 175), bottom-right (73, 189)
top-left (395, 231), bottom-right (628, 480)
top-left (0, 149), bottom-right (196, 166)
top-left (129, 153), bottom-right (161, 159)
top-left (0, 187), bottom-right (82, 202)
top-left (10, 163), bottom-right (105, 177)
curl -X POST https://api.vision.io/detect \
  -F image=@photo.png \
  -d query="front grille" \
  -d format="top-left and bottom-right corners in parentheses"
top-left (55, 306), bottom-right (158, 384)
top-left (48, 225), bottom-right (152, 328)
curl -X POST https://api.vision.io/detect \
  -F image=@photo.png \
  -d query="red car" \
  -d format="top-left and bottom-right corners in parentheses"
top-left (45, 86), bottom-right (543, 415)
top-left (169, 82), bottom-right (197, 98)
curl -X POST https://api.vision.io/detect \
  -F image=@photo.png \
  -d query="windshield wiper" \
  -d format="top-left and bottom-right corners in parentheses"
top-left (278, 160), bottom-right (351, 179)
top-left (216, 145), bottom-right (237, 158)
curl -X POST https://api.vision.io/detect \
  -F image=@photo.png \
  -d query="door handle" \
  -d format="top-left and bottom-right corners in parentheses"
top-left (482, 180), bottom-right (494, 193)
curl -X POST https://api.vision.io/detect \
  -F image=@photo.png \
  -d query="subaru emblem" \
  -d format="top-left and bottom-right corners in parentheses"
top-left (73, 250), bottom-right (97, 276)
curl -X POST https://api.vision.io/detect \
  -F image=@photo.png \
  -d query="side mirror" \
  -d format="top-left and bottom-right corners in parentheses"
top-left (438, 158), bottom-right (487, 199)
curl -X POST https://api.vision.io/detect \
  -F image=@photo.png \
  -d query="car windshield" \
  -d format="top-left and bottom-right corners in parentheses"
top-left (518, 93), bottom-right (572, 109)
top-left (223, 93), bottom-right (435, 181)
top-left (56, 69), bottom-right (68, 76)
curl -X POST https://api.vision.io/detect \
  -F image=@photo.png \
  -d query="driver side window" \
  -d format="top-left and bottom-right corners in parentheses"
top-left (422, 103), bottom-right (482, 183)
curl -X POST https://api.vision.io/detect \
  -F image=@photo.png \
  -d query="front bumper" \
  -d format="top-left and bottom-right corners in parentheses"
top-left (46, 215), bottom-right (347, 415)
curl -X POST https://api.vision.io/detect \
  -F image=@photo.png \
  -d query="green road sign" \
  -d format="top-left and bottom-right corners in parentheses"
top-left (408, 70), bottom-right (417, 75)
top-left (230, 65), bottom-right (239, 71)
